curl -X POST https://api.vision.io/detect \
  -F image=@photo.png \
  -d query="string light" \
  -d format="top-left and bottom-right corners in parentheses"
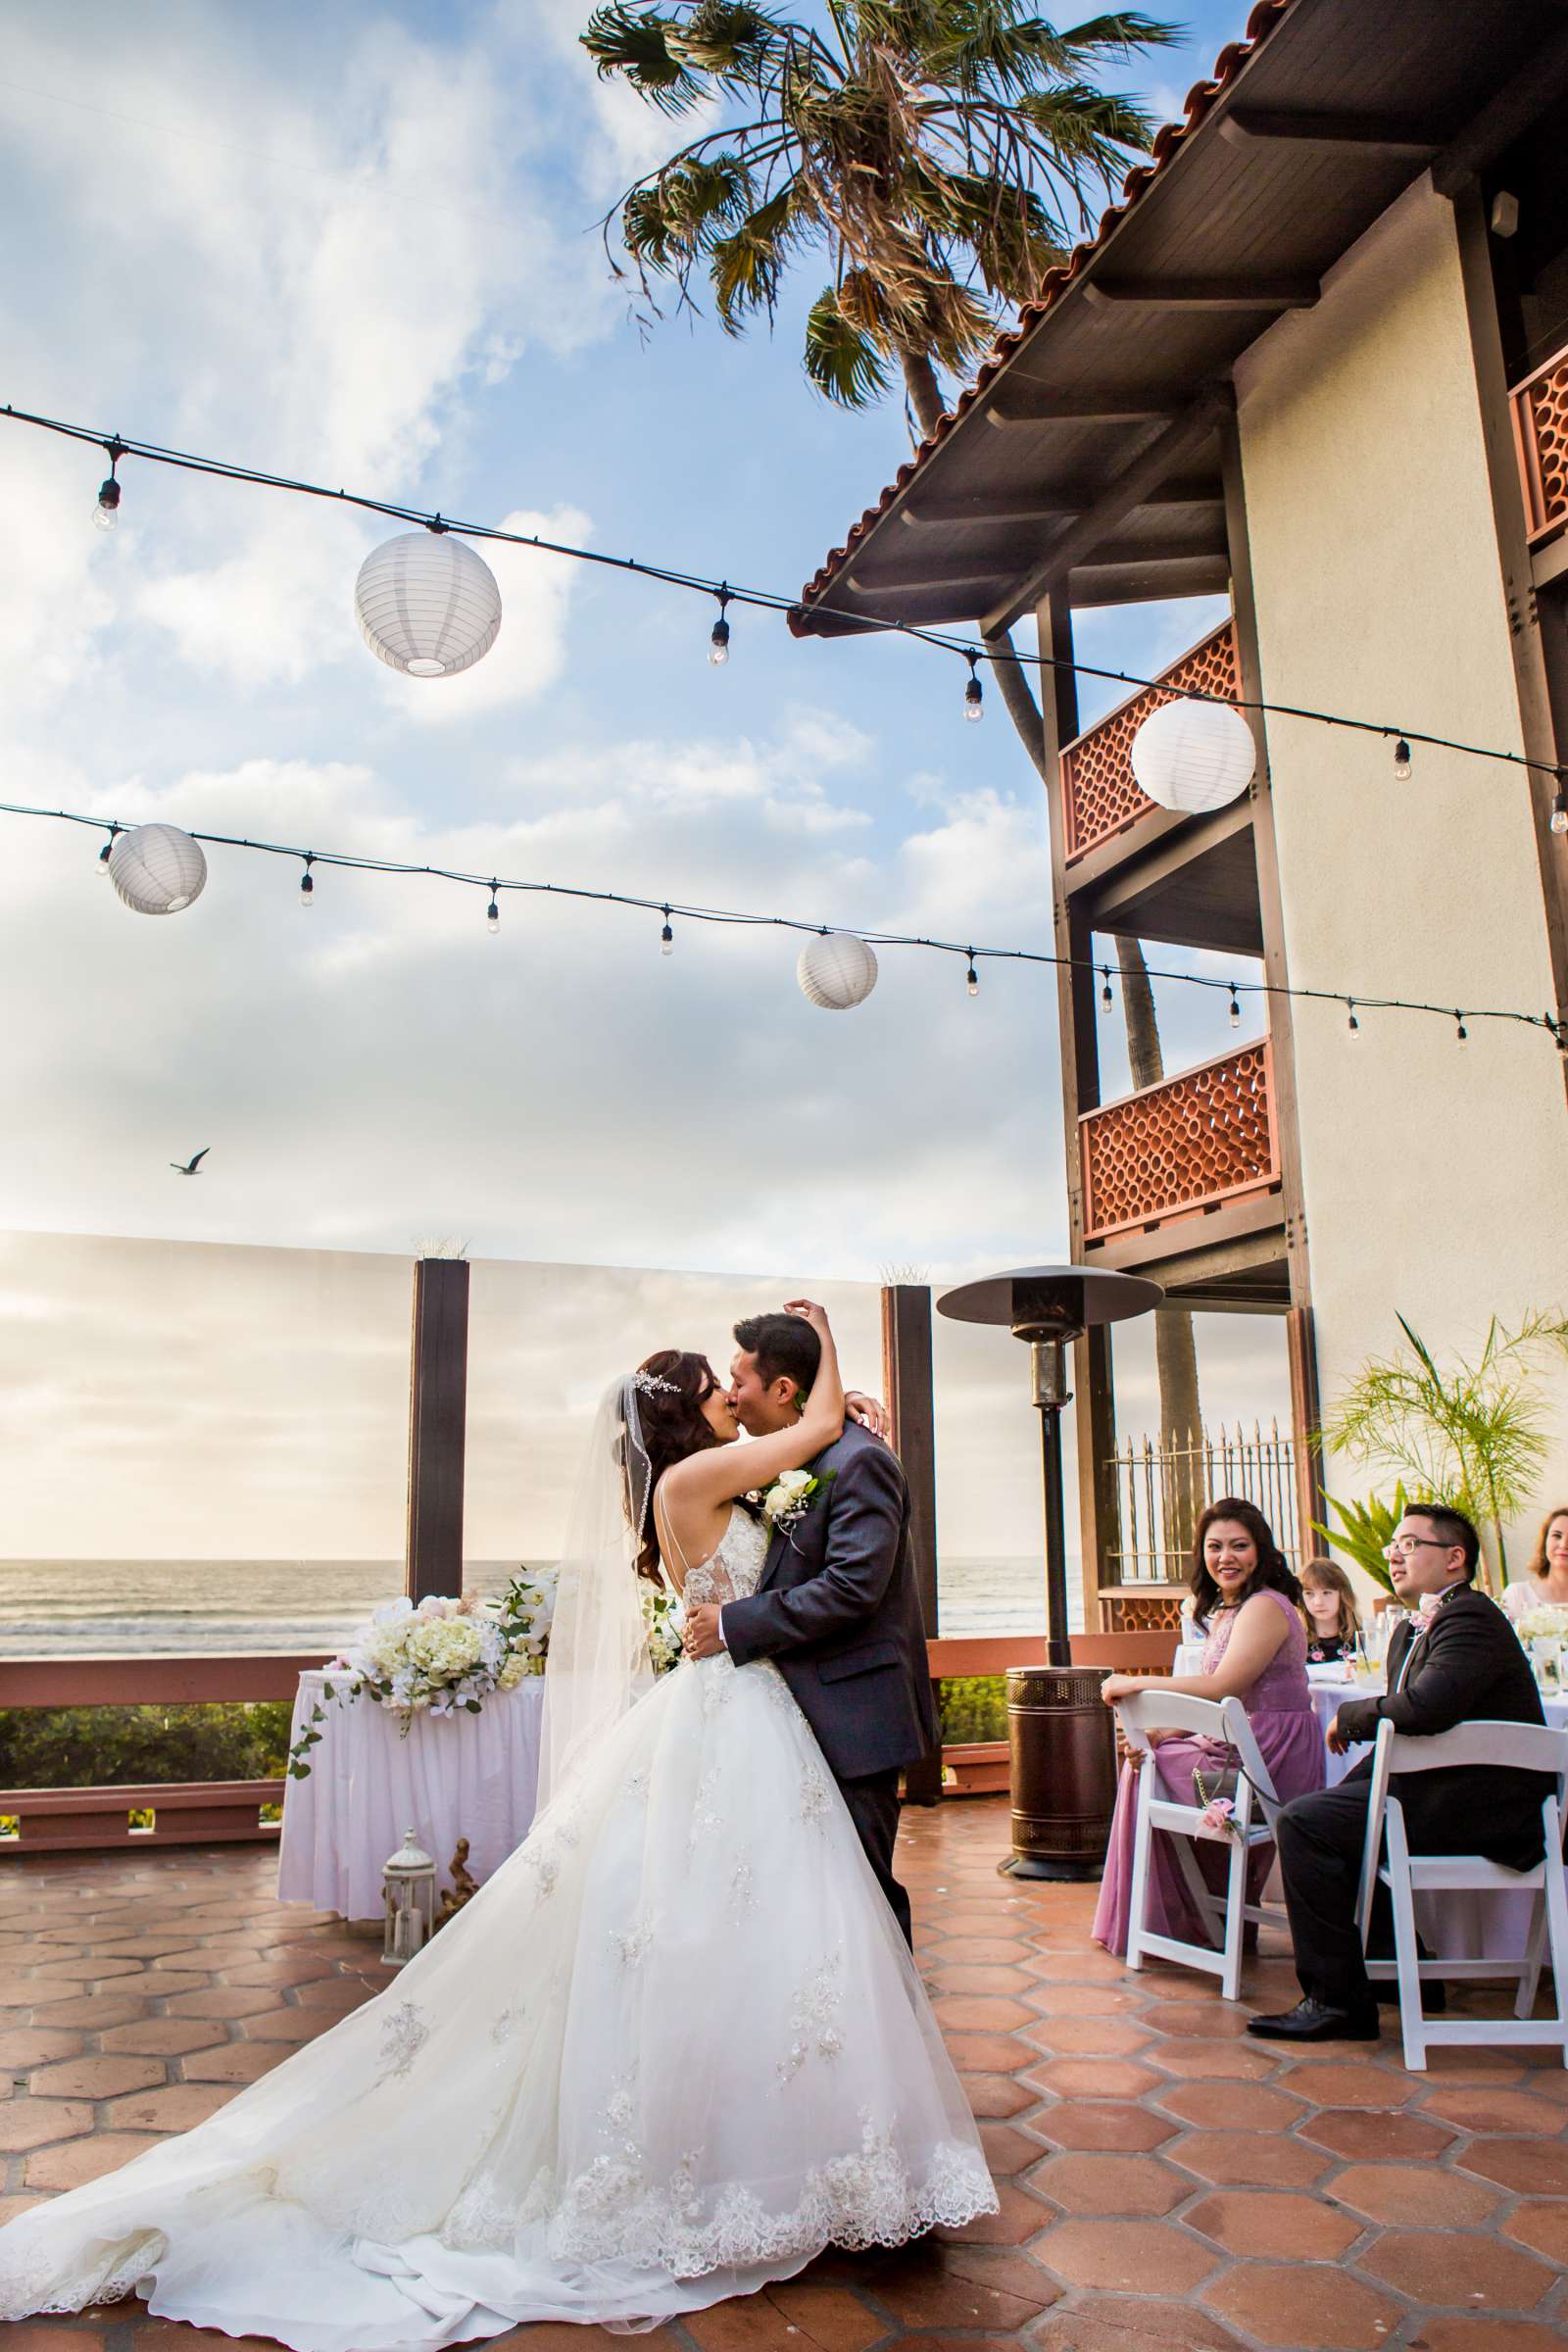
top-left (299, 854), bottom-right (315, 910)
top-left (487, 884), bottom-right (500, 933)
top-left (660, 906), bottom-right (673, 956)
top-left (96, 819), bottom-right (120, 876)
top-left (1394, 738), bottom-right (1412, 781)
top-left (1100, 966), bottom-right (1113, 1013)
top-left (92, 438), bottom-right (125, 533)
top-left (966, 952), bottom-right (979, 999)
top-left (1347, 999), bottom-right (1360, 1039)
top-left (709, 586), bottom-right (731, 668)
top-left (1455, 1011), bottom-right (1468, 1046)
top-left (3, 402), bottom-right (1565, 805)
top-left (1552, 788), bottom-right (1567, 837)
top-left (2, 798), bottom-right (1558, 1046)
top-left (963, 655), bottom-right (983, 723)
top-left (1228, 984), bottom-right (1241, 1031)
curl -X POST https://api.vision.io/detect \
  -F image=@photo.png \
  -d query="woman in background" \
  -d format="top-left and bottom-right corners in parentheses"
top-left (1093, 1498), bottom-right (1324, 1958)
top-left (1299, 1556), bottom-right (1362, 1664)
top-left (1502, 1504), bottom-right (1568, 1622)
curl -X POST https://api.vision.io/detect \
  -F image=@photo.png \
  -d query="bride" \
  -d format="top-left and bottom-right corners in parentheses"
top-left (0, 1302), bottom-right (996, 2346)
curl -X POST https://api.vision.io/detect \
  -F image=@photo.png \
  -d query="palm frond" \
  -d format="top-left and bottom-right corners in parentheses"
top-left (582, 5), bottom-right (708, 113)
top-left (1057, 12), bottom-right (1185, 63)
top-left (665, 1), bottom-right (781, 81)
top-left (804, 284), bottom-right (895, 406)
top-left (710, 186), bottom-right (800, 326)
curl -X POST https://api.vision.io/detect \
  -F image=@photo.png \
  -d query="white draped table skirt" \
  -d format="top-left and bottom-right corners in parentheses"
top-left (276, 1673), bottom-right (545, 1916)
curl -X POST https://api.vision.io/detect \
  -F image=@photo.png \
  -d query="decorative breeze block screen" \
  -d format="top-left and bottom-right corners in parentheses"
top-left (1510, 341), bottom-right (1568, 543)
top-left (1080, 1042), bottom-right (1278, 1243)
top-left (1061, 618), bottom-right (1240, 861)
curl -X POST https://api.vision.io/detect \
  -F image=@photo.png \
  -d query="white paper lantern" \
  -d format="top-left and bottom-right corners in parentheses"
top-left (1130, 696), bottom-right (1256, 814)
top-left (798, 931), bottom-right (879, 1011)
top-left (108, 823), bottom-right (208, 915)
top-left (355, 531), bottom-right (502, 679)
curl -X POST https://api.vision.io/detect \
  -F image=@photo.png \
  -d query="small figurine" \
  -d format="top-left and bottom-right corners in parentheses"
top-left (436, 1837), bottom-right (480, 1928)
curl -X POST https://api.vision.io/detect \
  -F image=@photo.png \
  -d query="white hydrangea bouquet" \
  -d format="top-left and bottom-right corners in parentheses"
top-left (642, 1581), bottom-right (684, 1676)
top-left (1517, 1603), bottom-right (1568, 1641)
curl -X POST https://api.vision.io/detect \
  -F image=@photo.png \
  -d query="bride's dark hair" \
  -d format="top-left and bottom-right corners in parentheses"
top-left (626, 1349), bottom-right (722, 1584)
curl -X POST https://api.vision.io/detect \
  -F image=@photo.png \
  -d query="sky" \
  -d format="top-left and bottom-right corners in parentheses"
top-left (0, 0), bottom-right (1290, 1564)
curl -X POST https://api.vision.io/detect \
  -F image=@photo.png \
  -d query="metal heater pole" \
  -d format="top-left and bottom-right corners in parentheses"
top-left (1031, 1340), bottom-right (1072, 1669)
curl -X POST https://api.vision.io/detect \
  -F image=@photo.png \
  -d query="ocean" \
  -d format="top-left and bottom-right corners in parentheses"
top-left (0, 1555), bottom-right (1076, 1657)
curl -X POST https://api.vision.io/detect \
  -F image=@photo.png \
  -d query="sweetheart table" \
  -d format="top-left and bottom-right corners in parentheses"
top-left (276, 1669), bottom-right (546, 1920)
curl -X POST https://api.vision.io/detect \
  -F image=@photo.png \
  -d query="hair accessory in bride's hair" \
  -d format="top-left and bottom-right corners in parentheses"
top-left (632, 1369), bottom-right (679, 1396)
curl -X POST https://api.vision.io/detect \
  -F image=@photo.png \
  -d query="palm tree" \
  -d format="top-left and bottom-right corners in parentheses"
top-left (584, 0), bottom-right (1203, 1527)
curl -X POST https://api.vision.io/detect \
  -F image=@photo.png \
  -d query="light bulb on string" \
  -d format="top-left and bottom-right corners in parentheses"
top-left (1347, 999), bottom-right (1360, 1039)
top-left (1551, 785), bottom-right (1567, 836)
top-left (1228, 984), bottom-right (1241, 1031)
top-left (96, 821), bottom-right (120, 876)
top-left (709, 587), bottom-right (731, 667)
top-left (300, 856), bottom-right (316, 910)
top-left (1100, 966), bottom-right (1113, 1014)
top-left (1455, 1011), bottom-right (1468, 1047)
top-left (965, 952), bottom-right (979, 999)
top-left (486, 885), bottom-right (500, 934)
top-left (93, 439), bottom-right (125, 533)
top-left (1394, 737), bottom-right (1412, 781)
top-left (660, 906), bottom-right (673, 957)
top-left (963, 655), bottom-right (983, 723)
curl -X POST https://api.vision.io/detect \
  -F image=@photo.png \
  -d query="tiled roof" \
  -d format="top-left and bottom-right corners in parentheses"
top-left (791, 0), bottom-right (1297, 627)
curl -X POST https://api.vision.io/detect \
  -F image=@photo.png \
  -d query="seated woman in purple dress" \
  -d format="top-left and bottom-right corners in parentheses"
top-left (1093, 1497), bottom-right (1325, 1959)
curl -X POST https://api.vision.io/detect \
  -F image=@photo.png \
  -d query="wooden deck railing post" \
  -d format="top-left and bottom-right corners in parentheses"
top-left (882, 1284), bottom-right (944, 1804)
top-left (407, 1257), bottom-right (470, 1604)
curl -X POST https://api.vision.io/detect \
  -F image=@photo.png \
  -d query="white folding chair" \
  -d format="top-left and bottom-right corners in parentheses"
top-left (1355, 1718), bottom-right (1568, 2070)
top-left (1117, 1690), bottom-right (1286, 2002)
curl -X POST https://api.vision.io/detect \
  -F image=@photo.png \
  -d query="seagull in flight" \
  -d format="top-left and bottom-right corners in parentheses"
top-left (171, 1148), bottom-right (211, 1176)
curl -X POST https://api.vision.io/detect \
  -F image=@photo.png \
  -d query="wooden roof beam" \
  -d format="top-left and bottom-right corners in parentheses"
top-left (1219, 107), bottom-right (1444, 159)
top-left (1081, 276), bottom-right (1318, 312)
top-left (985, 389), bottom-right (1174, 425)
top-left (983, 386), bottom-right (1235, 637)
top-left (900, 475), bottom-right (1223, 529)
top-left (845, 565), bottom-right (1007, 601)
top-left (1432, 21), bottom-right (1568, 197)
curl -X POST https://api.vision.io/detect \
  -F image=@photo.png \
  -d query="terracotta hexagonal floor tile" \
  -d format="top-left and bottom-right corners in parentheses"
top-left (1036, 2217), bottom-right (1219, 2293)
top-left (1327, 2160), bottom-right (1500, 2227)
top-left (0, 2193), bottom-right (48, 2226)
top-left (943, 2031), bottom-right (1033, 2074)
top-left (220, 1956), bottom-right (344, 1989)
top-left (0, 1974), bottom-right (78, 2010)
top-left (862, 2239), bottom-right (1054, 2329)
top-left (1274, 2059), bottom-right (1411, 2109)
top-left (1201, 2259), bottom-right (1402, 2349)
top-left (961, 2071), bottom-right (1035, 2119)
top-left (975, 2119), bottom-right (1045, 2174)
top-left (1026, 1981), bottom-right (1142, 2016)
top-left (1153, 2080), bottom-right (1304, 2132)
top-left (1148, 2001), bottom-right (1253, 2040)
top-left (162, 1986), bottom-right (278, 2020)
top-left (931, 1994), bottom-right (1038, 2034)
top-left (1146, 2037), bottom-right (1282, 2080)
top-left (1419, 2083), bottom-right (1567, 2133)
top-left (933, 2179), bottom-right (1050, 2245)
top-left (178, 2041), bottom-right (291, 2084)
top-left (1297, 2107), bottom-right (1454, 2161)
top-left (28, 1954), bottom-right (148, 1983)
top-left (0, 2098), bottom-right (96, 2152)
top-left (1022, 2017), bottom-right (1152, 2059)
top-left (98, 2018), bottom-right (228, 2057)
top-left (1355, 2227), bottom-right (1554, 2309)
top-left (1035, 2101), bottom-right (1178, 2152)
top-left (758, 2280), bottom-right (885, 2350)
top-left (240, 2008), bottom-right (333, 2043)
top-left (1023, 2057), bottom-right (1164, 2101)
top-left (1502, 2199), bottom-right (1568, 2263)
top-left (0, 2027), bottom-right (85, 2067)
top-left (930, 1965), bottom-right (1035, 1997)
top-left (1027, 2151), bottom-right (1189, 2216)
top-left (2, 2327), bottom-right (109, 2352)
top-left (291, 1981), bottom-right (377, 2011)
top-left (1456, 2134), bottom-right (1568, 2194)
top-left (933, 1936), bottom-right (1032, 1964)
top-left (1402, 2325), bottom-right (1568, 2352)
top-left (1187, 2187), bottom-right (1359, 2260)
top-left (1166, 2130), bottom-right (1329, 2187)
top-left (103, 2082), bottom-right (236, 2132)
top-left (25, 2131), bottom-right (163, 2189)
top-left (27, 2055), bottom-right (169, 2100)
top-left (130, 2327), bottom-right (311, 2352)
top-left (1034, 2293), bottom-right (1250, 2352)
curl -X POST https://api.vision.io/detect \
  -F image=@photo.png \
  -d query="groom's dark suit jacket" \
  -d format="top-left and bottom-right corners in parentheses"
top-left (1334, 1588), bottom-right (1550, 1868)
top-left (719, 1422), bottom-right (938, 1784)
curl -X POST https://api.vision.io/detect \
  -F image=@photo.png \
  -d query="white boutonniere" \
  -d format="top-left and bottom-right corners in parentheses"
top-left (748, 1466), bottom-right (835, 1532)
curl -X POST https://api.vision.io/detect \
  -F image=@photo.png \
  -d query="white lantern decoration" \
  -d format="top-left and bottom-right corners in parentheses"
top-left (797, 931), bottom-right (879, 1011)
top-left (381, 1826), bottom-right (437, 1967)
top-left (355, 530), bottom-right (503, 679)
top-left (1130, 696), bottom-right (1256, 814)
top-left (108, 823), bottom-right (208, 915)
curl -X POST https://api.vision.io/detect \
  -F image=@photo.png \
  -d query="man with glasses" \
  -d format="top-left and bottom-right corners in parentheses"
top-left (1249, 1503), bottom-right (1548, 2043)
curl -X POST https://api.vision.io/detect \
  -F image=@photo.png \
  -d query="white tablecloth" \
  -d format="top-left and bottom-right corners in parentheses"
top-left (1308, 1674), bottom-right (1566, 1963)
top-left (277, 1671), bottom-right (546, 1920)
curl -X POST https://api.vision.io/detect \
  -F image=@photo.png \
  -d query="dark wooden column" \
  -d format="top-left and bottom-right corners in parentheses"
top-left (1035, 588), bottom-right (1119, 1635)
top-left (882, 1283), bottom-right (944, 1803)
top-left (406, 1258), bottom-right (470, 1602)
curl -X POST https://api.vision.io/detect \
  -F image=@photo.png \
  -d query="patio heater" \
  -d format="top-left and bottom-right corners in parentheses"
top-left (938, 1264), bottom-right (1162, 1880)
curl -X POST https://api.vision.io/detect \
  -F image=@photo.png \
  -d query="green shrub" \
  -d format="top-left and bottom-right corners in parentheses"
top-left (0, 1701), bottom-right (295, 1789)
top-left (938, 1675), bottom-right (1007, 1744)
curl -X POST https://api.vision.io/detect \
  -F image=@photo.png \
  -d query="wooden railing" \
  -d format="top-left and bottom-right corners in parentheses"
top-left (1059, 617), bottom-right (1240, 863)
top-left (1510, 337), bottom-right (1568, 543)
top-left (1080, 1039), bottom-right (1280, 1244)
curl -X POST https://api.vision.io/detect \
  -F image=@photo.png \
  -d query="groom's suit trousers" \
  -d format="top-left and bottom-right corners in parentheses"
top-left (838, 1766), bottom-right (910, 1948)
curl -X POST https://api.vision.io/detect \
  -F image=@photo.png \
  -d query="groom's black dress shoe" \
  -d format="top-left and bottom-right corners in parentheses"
top-left (1374, 1980), bottom-right (1447, 2015)
top-left (1247, 1997), bottom-right (1381, 2043)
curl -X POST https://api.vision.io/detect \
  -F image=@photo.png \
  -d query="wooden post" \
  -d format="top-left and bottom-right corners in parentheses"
top-left (882, 1283), bottom-right (944, 1804)
top-left (1035, 588), bottom-right (1119, 1635)
top-left (407, 1258), bottom-right (470, 1603)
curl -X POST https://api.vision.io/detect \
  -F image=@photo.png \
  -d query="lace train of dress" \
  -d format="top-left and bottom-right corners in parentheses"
top-left (0, 1512), bottom-right (996, 2348)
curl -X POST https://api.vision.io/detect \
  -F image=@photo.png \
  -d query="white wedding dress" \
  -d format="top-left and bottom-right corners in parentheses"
top-left (0, 1509), bottom-right (995, 2347)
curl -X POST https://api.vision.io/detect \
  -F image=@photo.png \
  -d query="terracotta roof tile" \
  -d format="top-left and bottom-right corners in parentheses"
top-left (790, 0), bottom-right (1297, 630)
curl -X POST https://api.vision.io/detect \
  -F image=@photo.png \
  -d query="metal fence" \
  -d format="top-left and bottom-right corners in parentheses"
top-left (1104, 1420), bottom-right (1298, 1584)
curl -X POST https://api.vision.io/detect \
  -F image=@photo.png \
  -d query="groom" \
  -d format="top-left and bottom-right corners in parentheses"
top-left (682, 1309), bottom-right (938, 1946)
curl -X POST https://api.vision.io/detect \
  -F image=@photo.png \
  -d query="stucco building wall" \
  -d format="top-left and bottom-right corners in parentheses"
top-left (1236, 174), bottom-right (1568, 1577)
